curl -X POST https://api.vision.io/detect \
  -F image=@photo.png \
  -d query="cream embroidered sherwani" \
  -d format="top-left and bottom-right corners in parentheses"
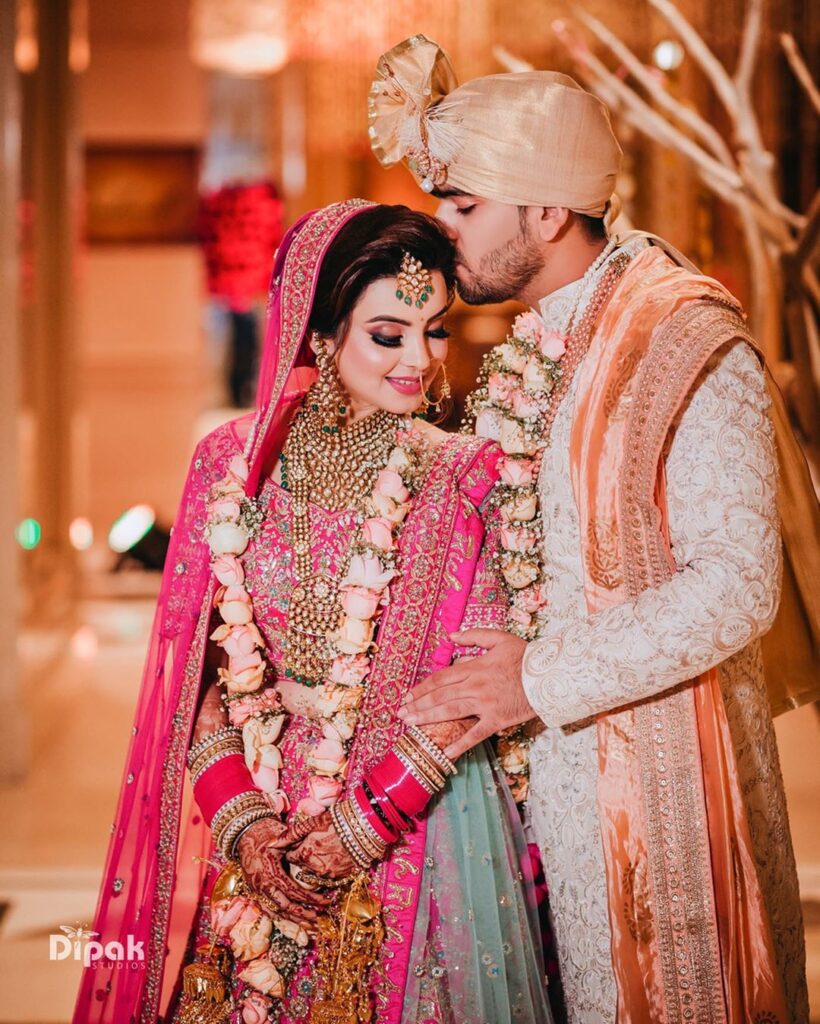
top-left (522, 241), bottom-right (808, 1023)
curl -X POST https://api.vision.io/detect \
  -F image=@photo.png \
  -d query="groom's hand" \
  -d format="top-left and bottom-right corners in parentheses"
top-left (397, 628), bottom-right (533, 760)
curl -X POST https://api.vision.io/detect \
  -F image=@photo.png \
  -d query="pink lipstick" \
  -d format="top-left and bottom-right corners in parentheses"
top-left (386, 376), bottom-right (422, 396)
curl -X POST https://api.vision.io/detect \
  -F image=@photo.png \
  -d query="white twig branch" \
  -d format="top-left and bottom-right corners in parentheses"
top-left (781, 33), bottom-right (820, 117)
top-left (492, 46), bottom-right (534, 74)
top-left (571, 5), bottom-right (735, 168)
top-left (551, 22), bottom-right (746, 192)
top-left (735, 0), bottom-right (763, 104)
top-left (647, 0), bottom-right (739, 120)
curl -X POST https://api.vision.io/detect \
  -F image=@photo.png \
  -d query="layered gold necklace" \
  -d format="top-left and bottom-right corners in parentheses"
top-left (279, 391), bottom-right (404, 686)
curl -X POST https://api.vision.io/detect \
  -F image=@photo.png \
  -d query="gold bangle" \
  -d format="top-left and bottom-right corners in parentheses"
top-left (339, 799), bottom-right (384, 862)
top-left (221, 807), bottom-right (274, 860)
top-left (406, 725), bottom-right (457, 776)
top-left (187, 726), bottom-right (243, 780)
top-left (211, 791), bottom-right (272, 859)
top-left (395, 735), bottom-right (446, 791)
top-left (346, 795), bottom-right (388, 858)
top-left (189, 738), bottom-right (245, 786)
top-left (330, 802), bottom-right (371, 870)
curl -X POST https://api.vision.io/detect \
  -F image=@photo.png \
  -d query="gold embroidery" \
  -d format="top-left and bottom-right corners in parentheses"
top-left (619, 298), bottom-right (750, 1023)
top-left (622, 858), bottom-right (654, 944)
top-left (344, 434), bottom-right (495, 1015)
top-left (391, 854), bottom-right (421, 881)
top-left (603, 347), bottom-right (641, 420)
top-left (587, 519), bottom-right (621, 590)
top-left (386, 883), bottom-right (415, 910)
top-left (144, 586), bottom-right (216, 1023)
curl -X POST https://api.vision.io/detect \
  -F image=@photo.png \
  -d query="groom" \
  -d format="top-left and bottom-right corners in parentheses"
top-left (370, 36), bottom-right (808, 1024)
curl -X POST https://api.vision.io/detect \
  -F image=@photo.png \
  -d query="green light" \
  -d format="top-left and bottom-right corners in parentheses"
top-left (15, 518), bottom-right (42, 549)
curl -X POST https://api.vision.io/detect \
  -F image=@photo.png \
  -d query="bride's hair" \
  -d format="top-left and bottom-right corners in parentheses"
top-left (308, 205), bottom-right (457, 340)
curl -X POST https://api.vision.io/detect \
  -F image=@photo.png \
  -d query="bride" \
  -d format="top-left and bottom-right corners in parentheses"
top-left (73, 200), bottom-right (552, 1024)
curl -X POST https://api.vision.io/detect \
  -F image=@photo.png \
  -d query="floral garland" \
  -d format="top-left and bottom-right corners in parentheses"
top-left (464, 310), bottom-right (567, 803)
top-left (200, 425), bottom-right (424, 1013)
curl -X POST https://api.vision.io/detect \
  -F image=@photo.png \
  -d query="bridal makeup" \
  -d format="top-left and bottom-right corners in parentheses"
top-left (331, 274), bottom-right (451, 419)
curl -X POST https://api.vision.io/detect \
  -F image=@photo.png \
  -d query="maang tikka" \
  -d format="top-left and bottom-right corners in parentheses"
top-left (396, 251), bottom-right (433, 308)
top-left (310, 331), bottom-right (348, 433)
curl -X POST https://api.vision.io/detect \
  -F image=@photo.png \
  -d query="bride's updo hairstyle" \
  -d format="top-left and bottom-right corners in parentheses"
top-left (308, 205), bottom-right (457, 341)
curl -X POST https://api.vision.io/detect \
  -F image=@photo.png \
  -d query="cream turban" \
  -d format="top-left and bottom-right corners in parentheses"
top-left (369, 34), bottom-right (622, 218)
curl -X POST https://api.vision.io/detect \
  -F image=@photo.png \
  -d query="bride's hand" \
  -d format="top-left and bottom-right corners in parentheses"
top-left (421, 718), bottom-right (475, 755)
top-left (286, 811), bottom-right (358, 881)
top-left (236, 818), bottom-right (332, 925)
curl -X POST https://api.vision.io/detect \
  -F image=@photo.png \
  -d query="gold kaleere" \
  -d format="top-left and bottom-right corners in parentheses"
top-left (177, 860), bottom-right (248, 1024)
top-left (310, 874), bottom-right (385, 1024)
top-left (178, 943), bottom-right (232, 1024)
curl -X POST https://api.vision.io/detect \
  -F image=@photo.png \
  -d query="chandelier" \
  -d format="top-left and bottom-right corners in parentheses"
top-left (190, 0), bottom-right (288, 77)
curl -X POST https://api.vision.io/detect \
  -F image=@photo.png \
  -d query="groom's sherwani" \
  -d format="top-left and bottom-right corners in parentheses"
top-left (522, 239), bottom-right (807, 1023)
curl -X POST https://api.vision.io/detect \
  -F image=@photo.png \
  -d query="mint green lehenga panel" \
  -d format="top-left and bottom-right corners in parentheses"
top-left (402, 742), bottom-right (553, 1024)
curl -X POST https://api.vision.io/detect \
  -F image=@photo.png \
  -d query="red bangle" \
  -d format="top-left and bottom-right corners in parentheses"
top-left (352, 784), bottom-right (398, 845)
top-left (364, 775), bottom-right (411, 834)
top-left (370, 751), bottom-right (431, 818)
top-left (193, 753), bottom-right (256, 826)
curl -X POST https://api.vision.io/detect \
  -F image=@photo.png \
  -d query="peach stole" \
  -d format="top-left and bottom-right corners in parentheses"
top-left (568, 246), bottom-right (788, 1022)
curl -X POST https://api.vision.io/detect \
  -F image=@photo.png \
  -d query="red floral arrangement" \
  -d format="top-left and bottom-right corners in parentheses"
top-left (198, 181), bottom-right (284, 312)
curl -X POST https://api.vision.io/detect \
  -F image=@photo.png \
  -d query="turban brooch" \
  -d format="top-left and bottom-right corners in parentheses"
top-left (368, 34), bottom-right (462, 193)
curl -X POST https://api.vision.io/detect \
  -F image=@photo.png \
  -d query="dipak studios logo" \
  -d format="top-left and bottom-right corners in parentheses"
top-left (49, 924), bottom-right (145, 970)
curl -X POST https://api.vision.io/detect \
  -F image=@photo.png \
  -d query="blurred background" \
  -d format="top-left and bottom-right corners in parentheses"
top-left (0, 0), bottom-right (817, 1020)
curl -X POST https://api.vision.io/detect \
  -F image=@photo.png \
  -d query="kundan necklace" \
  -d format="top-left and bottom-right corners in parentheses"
top-left (279, 390), bottom-right (408, 686)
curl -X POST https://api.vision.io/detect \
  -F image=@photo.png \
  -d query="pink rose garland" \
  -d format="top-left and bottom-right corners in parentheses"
top-left (464, 310), bottom-right (567, 801)
top-left (201, 426), bottom-right (425, 1003)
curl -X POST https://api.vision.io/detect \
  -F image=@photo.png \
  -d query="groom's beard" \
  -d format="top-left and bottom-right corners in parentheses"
top-left (455, 225), bottom-right (545, 305)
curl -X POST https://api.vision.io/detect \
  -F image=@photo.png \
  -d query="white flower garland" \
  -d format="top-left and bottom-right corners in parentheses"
top-left (464, 310), bottom-right (568, 802)
top-left (201, 426), bottom-right (424, 1008)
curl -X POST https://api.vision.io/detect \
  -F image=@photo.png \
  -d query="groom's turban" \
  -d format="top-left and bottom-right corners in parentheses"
top-left (368, 34), bottom-right (622, 218)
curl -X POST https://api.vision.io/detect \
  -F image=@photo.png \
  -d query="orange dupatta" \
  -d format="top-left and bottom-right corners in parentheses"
top-left (569, 246), bottom-right (788, 1023)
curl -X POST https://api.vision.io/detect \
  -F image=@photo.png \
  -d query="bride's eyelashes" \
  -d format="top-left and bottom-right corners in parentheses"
top-left (369, 327), bottom-right (451, 348)
top-left (455, 205), bottom-right (476, 216)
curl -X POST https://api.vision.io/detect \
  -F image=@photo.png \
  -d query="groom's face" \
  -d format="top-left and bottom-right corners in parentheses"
top-left (435, 191), bottom-right (544, 305)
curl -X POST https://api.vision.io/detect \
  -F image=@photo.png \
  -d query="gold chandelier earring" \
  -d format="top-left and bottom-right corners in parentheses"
top-left (310, 332), bottom-right (348, 434)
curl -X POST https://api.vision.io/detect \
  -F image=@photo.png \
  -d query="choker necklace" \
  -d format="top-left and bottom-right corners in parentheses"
top-left (281, 394), bottom-right (401, 513)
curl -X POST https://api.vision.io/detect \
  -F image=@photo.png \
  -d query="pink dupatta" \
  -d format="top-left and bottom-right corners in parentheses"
top-left (73, 201), bottom-right (376, 1023)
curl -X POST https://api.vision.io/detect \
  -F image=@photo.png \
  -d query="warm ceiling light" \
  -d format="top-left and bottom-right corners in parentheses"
top-left (191, 0), bottom-right (289, 77)
top-left (69, 516), bottom-right (94, 551)
top-left (14, 0), bottom-right (37, 72)
top-left (652, 39), bottom-right (685, 72)
top-left (15, 0), bottom-right (89, 73)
